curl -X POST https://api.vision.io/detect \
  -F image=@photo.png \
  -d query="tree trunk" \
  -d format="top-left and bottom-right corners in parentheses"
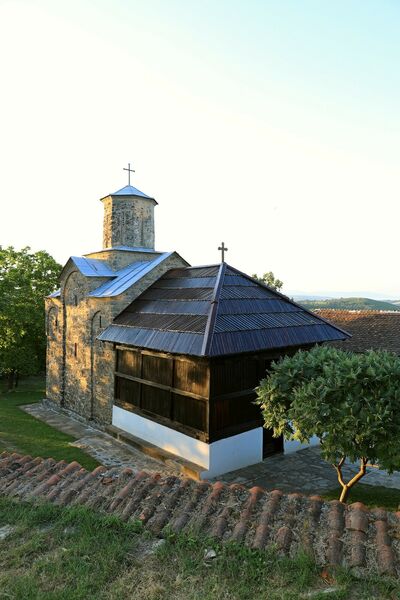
top-left (7, 370), bottom-right (16, 391)
top-left (333, 457), bottom-right (368, 503)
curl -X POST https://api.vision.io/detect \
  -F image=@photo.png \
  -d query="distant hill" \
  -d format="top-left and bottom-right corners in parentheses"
top-left (299, 297), bottom-right (400, 312)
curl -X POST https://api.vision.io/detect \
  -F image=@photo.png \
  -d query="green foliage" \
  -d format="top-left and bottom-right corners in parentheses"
top-left (300, 297), bottom-right (400, 311)
top-left (256, 346), bottom-right (400, 473)
top-left (0, 246), bottom-right (61, 379)
top-left (252, 271), bottom-right (283, 292)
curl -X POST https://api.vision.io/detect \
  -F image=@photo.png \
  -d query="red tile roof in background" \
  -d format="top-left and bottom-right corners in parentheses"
top-left (315, 310), bottom-right (400, 354)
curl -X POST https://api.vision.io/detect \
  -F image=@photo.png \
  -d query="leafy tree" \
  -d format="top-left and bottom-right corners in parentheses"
top-left (0, 246), bottom-right (61, 389)
top-left (252, 271), bottom-right (283, 292)
top-left (256, 346), bottom-right (400, 502)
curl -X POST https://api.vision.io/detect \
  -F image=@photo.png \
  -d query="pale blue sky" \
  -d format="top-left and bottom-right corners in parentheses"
top-left (1, 1), bottom-right (399, 297)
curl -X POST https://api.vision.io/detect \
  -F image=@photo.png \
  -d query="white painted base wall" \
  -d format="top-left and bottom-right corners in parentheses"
top-left (112, 406), bottom-right (320, 479)
top-left (205, 428), bottom-right (263, 479)
top-left (112, 406), bottom-right (263, 479)
top-left (283, 435), bottom-right (320, 454)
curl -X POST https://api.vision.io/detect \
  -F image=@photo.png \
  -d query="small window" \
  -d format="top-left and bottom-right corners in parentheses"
top-left (74, 343), bottom-right (77, 358)
top-left (99, 315), bottom-right (102, 328)
top-left (74, 295), bottom-right (78, 306)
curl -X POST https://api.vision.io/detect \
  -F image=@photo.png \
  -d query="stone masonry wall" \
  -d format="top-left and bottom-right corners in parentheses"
top-left (63, 269), bottom-right (94, 418)
top-left (46, 251), bottom-right (188, 426)
top-left (86, 252), bottom-right (188, 425)
top-left (45, 297), bottom-right (63, 405)
top-left (102, 196), bottom-right (156, 250)
top-left (84, 249), bottom-right (162, 271)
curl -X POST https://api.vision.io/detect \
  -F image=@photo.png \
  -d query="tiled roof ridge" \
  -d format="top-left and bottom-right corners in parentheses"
top-left (1, 452), bottom-right (399, 576)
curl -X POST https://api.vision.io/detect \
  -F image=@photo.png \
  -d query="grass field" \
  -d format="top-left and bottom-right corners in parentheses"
top-left (1, 497), bottom-right (399, 600)
top-left (1, 378), bottom-right (400, 597)
top-left (322, 484), bottom-right (400, 512)
top-left (0, 377), bottom-right (99, 470)
top-left (1, 377), bottom-right (400, 512)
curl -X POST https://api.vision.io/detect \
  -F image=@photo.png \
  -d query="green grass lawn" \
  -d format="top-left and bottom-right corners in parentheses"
top-left (322, 484), bottom-right (400, 512)
top-left (0, 497), bottom-right (399, 600)
top-left (0, 376), bottom-right (99, 470)
top-left (2, 377), bottom-right (400, 514)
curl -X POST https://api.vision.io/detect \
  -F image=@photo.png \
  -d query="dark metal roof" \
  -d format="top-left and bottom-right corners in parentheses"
top-left (98, 263), bottom-right (351, 356)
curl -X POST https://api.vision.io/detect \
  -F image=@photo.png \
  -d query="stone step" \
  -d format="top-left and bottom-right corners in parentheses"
top-left (105, 424), bottom-right (204, 480)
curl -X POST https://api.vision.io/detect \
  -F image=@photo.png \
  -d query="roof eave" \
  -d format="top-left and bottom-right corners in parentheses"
top-left (99, 193), bottom-right (158, 205)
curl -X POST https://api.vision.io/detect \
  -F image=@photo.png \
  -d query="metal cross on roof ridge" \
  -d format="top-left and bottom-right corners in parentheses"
top-left (123, 163), bottom-right (135, 186)
top-left (218, 242), bottom-right (228, 263)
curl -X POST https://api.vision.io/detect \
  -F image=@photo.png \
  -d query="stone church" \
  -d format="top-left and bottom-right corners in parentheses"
top-left (46, 176), bottom-right (348, 478)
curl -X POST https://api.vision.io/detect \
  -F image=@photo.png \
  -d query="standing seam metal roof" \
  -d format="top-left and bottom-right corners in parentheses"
top-left (51, 252), bottom-right (185, 299)
top-left (102, 184), bottom-right (153, 199)
top-left (67, 257), bottom-right (116, 277)
top-left (98, 263), bottom-right (350, 356)
top-left (88, 252), bottom-right (175, 298)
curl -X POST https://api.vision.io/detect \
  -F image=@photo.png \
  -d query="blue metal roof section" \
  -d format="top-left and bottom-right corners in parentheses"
top-left (100, 185), bottom-right (157, 202)
top-left (112, 184), bottom-right (152, 198)
top-left (69, 257), bottom-right (116, 277)
top-left (98, 263), bottom-right (351, 356)
top-left (89, 252), bottom-right (174, 298)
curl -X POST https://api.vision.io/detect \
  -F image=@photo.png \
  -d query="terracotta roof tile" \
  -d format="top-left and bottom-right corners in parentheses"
top-left (1, 452), bottom-right (399, 576)
top-left (315, 309), bottom-right (400, 354)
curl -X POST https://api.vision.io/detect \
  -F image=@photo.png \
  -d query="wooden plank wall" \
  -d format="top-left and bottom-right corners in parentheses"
top-left (115, 348), bottom-right (210, 441)
top-left (114, 345), bottom-right (310, 446)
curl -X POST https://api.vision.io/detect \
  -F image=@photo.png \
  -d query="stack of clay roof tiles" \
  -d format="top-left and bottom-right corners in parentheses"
top-left (314, 310), bottom-right (400, 355)
top-left (1, 452), bottom-right (399, 576)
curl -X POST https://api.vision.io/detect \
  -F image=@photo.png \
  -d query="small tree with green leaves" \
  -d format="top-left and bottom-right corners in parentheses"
top-left (252, 272), bottom-right (283, 292)
top-left (0, 246), bottom-right (61, 389)
top-left (256, 345), bottom-right (400, 502)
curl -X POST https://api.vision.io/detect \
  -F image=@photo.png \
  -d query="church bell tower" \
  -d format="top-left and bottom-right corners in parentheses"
top-left (100, 166), bottom-right (157, 250)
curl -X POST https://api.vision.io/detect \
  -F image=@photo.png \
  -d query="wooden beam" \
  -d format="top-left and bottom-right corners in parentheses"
top-left (114, 399), bottom-right (209, 442)
top-left (115, 371), bottom-right (209, 402)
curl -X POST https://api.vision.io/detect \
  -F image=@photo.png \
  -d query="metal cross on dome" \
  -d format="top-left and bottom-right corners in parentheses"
top-left (218, 242), bottom-right (228, 262)
top-left (123, 163), bottom-right (135, 186)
